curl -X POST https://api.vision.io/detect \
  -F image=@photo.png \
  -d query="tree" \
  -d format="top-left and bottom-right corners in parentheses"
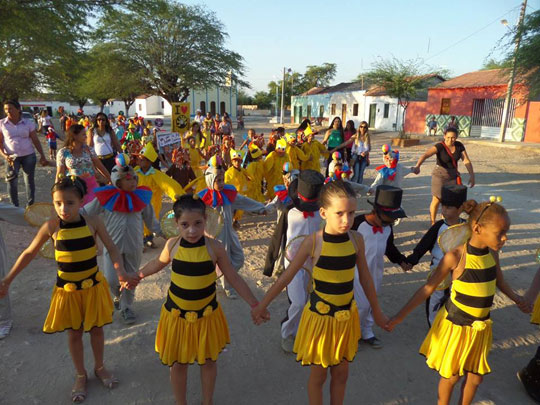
top-left (252, 91), bottom-right (273, 110)
top-left (298, 63), bottom-right (337, 92)
top-left (46, 51), bottom-right (92, 109)
top-left (237, 89), bottom-right (254, 105)
top-left (365, 57), bottom-right (443, 133)
top-left (98, 0), bottom-right (248, 103)
top-left (481, 58), bottom-right (511, 70)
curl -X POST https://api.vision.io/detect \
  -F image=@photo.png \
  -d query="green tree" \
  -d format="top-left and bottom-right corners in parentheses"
top-left (365, 57), bottom-right (443, 133)
top-left (252, 91), bottom-right (273, 110)
top-left (510, 10), bottom-right (540, 97)
top-left (98, 0), bottom-right (248, 103)
top-left (237, 89), bottom-right (254, 105)
top-left (298, 63), bottom-right (337, 92)
top-left (46, 51), bottom-right (91, 109)
top-left (481, 58), bottom-right (511, 70)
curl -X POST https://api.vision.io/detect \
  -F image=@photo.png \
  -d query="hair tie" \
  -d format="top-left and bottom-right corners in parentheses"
top-left (70, 175), bottom-right (77, 184)
top-left (192, 194), bottom-right (200, 200)
top-left (489, 195), bottom-right (502, 203)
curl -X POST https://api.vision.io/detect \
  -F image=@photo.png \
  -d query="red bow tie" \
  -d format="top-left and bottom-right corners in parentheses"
top-left (303, 211), bottom-right (314, 218)
top-left (372, 226), bottom-right (383, 234)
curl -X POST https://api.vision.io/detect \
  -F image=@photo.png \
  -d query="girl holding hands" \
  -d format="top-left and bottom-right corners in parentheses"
top-left (252, 181), bottom-right (389, 405)
top-left (137, 194), bottom-right (268, 405)
top-left (0, 176), bottom-right (136, 403)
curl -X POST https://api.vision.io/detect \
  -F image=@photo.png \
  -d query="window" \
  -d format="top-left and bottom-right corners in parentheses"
top-left (307, 105), bottom-right (312, 119)
top-left (440, 98), bottom-right (451, 115)
top-left (353, 104), bottom-right (359, 116)
top-left (319, 105), bottom-right (324, 117)
top-left (161, 101), bottom-right (164, 109)
top-left (138, 103), bottom-right (142, 111)
top-left (383, 103), bottom-right (390, 118)
top-left (200, 101), bottom-right (206, 115)
top-left (220, 102), bottom-right (226, 115)
top-left (331, 104), bottom-right (336, 115)
top-left (210, 101), bottom-right (216, 115)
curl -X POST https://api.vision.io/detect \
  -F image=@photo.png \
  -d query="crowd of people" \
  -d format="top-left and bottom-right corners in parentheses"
top-left (0, 99), bottom-right (539, 405)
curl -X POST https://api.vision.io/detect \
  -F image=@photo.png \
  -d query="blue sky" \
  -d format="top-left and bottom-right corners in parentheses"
top-left (183, 0), bottom-right (539, 94)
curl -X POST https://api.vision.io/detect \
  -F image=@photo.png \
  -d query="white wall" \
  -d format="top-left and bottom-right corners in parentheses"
top-left (326, 90), bottom-right (367, 126)
top-left (364, 96), bottom-right (403, 131)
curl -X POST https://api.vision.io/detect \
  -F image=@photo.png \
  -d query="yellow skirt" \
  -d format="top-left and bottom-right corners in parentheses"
top-left (43, 273), bottom-right (113, 333)
top-left (155, 303), bottom-right (230, 366)
top-left (531, 295), bottom-right (540, 324)
top-left (419, 307), bottom-right (493, 378)
top-left (294, 301), bottom-right (360, 368)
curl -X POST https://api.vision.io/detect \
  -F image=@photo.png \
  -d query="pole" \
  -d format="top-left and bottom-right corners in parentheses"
top-left (499, 0), bottom-right (527, 143)
top-left (275, 82), bottom-right (279, 120)
top-left (280, 67), bottom-right (285, 124)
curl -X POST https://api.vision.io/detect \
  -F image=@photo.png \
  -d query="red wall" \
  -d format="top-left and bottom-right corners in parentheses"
top-left (404, 101), bottom-right (427, 134)
top-left (524, 101), bottom-right (540, 143)
top-left (427, 85), bottom-right (529, 118)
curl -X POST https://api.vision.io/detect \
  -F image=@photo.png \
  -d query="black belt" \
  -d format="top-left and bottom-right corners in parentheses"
top-left (164, 294), bottom-right (218, 320)
top-left (309, 292), bottom-right (352, 316)
top-left (56, 270), bottom-right (100, 290)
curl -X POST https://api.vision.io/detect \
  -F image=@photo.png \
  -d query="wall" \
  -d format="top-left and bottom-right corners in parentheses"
top-left (291, 94), bottom-right (331, 124)
top-left (403, 101), bottom-right (427, 134)
top-left (327, 90), bottom-right (366, 126)
top-left (190, 87), bottom-right (237, 119)
top-left (524, 101), bottom-right (540, 143)
top-left (364, 95), bottom-right (403, 131)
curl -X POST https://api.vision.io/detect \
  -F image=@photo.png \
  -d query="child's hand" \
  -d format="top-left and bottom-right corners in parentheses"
top-left (385, 316), bottom-right (401, 332)
top-left (0, 279), bottom-right (10, 298)
top-left (373, 311), bottom-right (389, 331)
top-left (251, 304), bottom-right (270, 325)
top-left (516, 295), bottom-right (533, 314)
top-left (367, 188), bottom-right (374, 195)
top-left (400, 261), bottom-right (412, 272)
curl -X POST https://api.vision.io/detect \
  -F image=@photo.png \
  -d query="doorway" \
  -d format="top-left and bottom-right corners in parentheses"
top-left (341, 104), bottom-right (347, 124)
top-left (368, 104), bottom-right (377, 128)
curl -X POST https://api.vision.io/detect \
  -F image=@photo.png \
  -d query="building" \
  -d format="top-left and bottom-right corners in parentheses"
top-left (291, 75), bottom-right (444, 131)
top-left (404, 69), bottom-right (540, 143)
top-left (134, 86), bottom-right (238, 119)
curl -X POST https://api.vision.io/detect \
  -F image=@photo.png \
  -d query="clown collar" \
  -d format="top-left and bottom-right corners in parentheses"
top-left (197, 185), bottom-right (238, 208)
top-left (94, 185), bottom-right (152, 213)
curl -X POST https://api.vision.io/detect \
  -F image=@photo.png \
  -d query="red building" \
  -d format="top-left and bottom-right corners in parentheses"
top-left (404, 69), bottom-right (540, 143)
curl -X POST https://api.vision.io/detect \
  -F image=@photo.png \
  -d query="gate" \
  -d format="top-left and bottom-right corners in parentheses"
top-left (471, 98), bottom-right (516, 139)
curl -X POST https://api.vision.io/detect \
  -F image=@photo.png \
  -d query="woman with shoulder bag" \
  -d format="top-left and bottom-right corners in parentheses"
top-left (329, 121), bottom-right (371, 184)
top-left (87, 112), bottom-right (121, 183)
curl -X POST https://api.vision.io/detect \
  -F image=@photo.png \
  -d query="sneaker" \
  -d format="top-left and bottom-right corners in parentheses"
top-left (121, 308), bottom-right (136, 325)
top-left (113, 297), bottom-right (120, 311)
top-left (145, 240), bottom-right (156, 248)
top-left (224, 288), bottom-right (238, 299)
top-left (232, 220), bottom-right (240, 230)
top-left (361, 336), bottom-right (383, 349)
top-left (518, 360), bottom-right (540, 402)
top-left (281, 336), bottom-right (295, 353)
top-left (0, 322), bottom-right (13, 339)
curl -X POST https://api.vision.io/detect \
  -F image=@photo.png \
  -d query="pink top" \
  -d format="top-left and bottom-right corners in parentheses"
top-left (344, 130), bottom-right (354, 143)
top-left (0, 117), bottom-right (36, 157)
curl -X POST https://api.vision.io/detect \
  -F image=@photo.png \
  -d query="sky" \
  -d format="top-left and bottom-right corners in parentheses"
top-left (182, 0), bottom-right (539, 95)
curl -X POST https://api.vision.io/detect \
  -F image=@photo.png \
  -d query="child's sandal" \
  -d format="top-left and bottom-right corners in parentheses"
top-left (71, 373), bottom-right (87, 403)
top-left (94, 366), bottom-right (119, 389)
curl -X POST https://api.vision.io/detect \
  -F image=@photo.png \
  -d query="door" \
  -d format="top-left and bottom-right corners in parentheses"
top-left (307, 105), bottom-right (312, 119)
top-left (210, 101), bottom-right (216, 115)
top-left (341, 104), bottom-right (347, 123)
top-left (294, 106), bottom-right (299, 124)
top-left (298, 106), bottom-right (303, 121)
top-left (471, 98), bottom-right (516, 139)
top-left (368, 104), bottom-right (377, 128)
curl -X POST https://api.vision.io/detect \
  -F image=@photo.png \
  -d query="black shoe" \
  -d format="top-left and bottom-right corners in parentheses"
top-left (517, 357), bottom-right (540, 403)
top-left (113, 297), bottom-right (120, 311)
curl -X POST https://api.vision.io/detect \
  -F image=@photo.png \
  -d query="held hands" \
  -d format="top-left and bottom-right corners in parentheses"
top-left (412, 166), bottom-right (420, 175)
top-left (515, 295), bottom-right (533, 314)
top-left (400, 261), bottom-right (412, 272)
top-left (385, 316), bottom-right (401, 332)
top-left (0, 279), bottom-right (10, 299)
top-left (251, 303), bottom-right (271, 325)
top-left (118, 272), bottom-right (140, 290)
top-left (468, 175), bottom-right (475, 188)
top-left (373, 310), bottom-right (391, 332)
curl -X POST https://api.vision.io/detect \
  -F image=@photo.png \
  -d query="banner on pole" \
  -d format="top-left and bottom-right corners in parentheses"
top-left (171, 102), bottom-right (190, 135)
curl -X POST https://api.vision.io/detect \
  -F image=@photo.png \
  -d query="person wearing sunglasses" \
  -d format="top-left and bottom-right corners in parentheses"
top-left (329, 121), bottom-right (371, 184)
top-left (351, 185), bottom-right (411, 349)
top-left (87, 112), bottom-right (122, 180)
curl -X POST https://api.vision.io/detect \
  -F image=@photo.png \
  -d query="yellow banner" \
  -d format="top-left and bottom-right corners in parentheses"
top-left (171, 102), bottom-right (190, 134)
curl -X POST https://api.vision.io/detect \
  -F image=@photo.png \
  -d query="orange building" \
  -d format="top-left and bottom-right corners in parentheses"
top-left (404, 69), bottom-right (540, 143)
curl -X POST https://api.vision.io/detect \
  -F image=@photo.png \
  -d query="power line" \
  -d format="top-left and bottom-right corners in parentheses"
top-left (424, 4), bottom-right (522, 62)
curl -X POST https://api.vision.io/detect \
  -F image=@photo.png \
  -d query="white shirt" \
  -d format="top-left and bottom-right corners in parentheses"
top-left (284, 208), bottom-right (322, 266)
top-left (40, 115), bottom-right (53, 127)
top-left (351, 140), bottom-right (369, 155)
top-left (93, 131), bottom-right (114, 156)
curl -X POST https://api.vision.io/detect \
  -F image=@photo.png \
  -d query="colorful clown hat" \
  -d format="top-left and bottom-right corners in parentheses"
top-left (332, 151), bottom-right (341, 161)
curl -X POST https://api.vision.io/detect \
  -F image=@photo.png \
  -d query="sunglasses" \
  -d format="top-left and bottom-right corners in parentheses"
top-left (97, 118), bottom-right (106, 121)
top-left (360, 125), bottom-right (367, 129)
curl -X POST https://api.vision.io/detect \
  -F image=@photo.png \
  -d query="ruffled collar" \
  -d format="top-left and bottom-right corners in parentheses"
top-left (375, 164), bottom-right (397, 181)
top-left (94, 185), bottom-right (152, 213)
top-left (274, 184), bottom-right (291, 204)
top-left (197, 185), bottom-right (238, 208)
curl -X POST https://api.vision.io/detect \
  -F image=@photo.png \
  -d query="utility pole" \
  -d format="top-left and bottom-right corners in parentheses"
top-left (280, 67), bottom-right (285, 124)
top-left (499, 0), bottom-right (527, 142)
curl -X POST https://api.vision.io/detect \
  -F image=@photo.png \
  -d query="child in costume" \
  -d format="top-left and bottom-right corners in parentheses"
top-left (137, 194), bottom-right (269, 405)
top-left (301, 130), bottom-right (328, 172)
top-left (197, 164), bottom-right (266, 298)
top-left (186, 135), bottom-right (208, 177)
top-left (134, 142), bottom-right (185, 248)
top-left (166, 148), bottom-right (196, 189)
top-left (220, 135), bottom-right (234, 170)
top-left (0, 203), bottom-right (32, 339)
top-left (225, 149), bottom-right (251, 228)
top-left (46, 126), bottom-right (61, 160)
top-left (284, 132), bottom-right (309, 170)
top-left (368, 144), bottom-right (414, 194)
top-left (388, 197), bottom-right (525, 405)
top-left (327, 155), bottom-right (369, 196)
top-left (263, 138), bottom-right (288, 199)
top-left (352, 185), bottom-right (411, 348)
top-left (0, 177), bottom-right (135, 403)
top-left (264, 163), bottom-right (299, 277)
top-left (82, 154), bottom-right (161, 325)
top-left (266, 170), bottom-right (325, 353)
top-left (245, 144), bottom-right (265, 203)
top-left (405, 185), bottom-right (470, 325)
top-left (253, 180), bottom-right (388, 405)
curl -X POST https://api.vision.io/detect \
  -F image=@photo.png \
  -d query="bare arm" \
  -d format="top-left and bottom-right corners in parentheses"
top-left (524, 267), bottom-right (540, 304)
top-left (493, 250), bottom-right (520, 304)
top-left (461, 149), bottom-right (475, 187)
top-left (87, 129), bottom-right (94, 148)
top-left (329, 137), bottom-right (355, 153)
top-left (91, 155), bottom-right (112, 184)
top-left (139, 238), bottom-right (174, 278)
top-left (0, 220), bottom-right (55, 296)
top-left (29, 129), bottom-right (48, 165)
top-left (413, 145), bottom-right (437, 173)
top-left (0, 130), bottom-right (11, 163)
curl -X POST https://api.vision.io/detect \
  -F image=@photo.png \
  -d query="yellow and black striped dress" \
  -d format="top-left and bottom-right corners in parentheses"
top-left (530, 297), bottom-right (540, 325)
top-left (43, 216), bottom-right (113, 333)
top-left (420, 243), bottom-right (496, 378)
top-left (155, 237), bottom-right (230, 366)
top-left (294, 231), bottom-right (360, 368)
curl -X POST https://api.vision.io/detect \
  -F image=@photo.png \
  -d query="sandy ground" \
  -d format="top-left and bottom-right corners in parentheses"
top-left (0, 117), bottom-right (539, 404)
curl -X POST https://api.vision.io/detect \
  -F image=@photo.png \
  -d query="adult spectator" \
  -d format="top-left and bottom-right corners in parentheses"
top-left (330, 120), bottom-right (370, 184)
top-left (0, 100), bottom-right (48, 207)
top-left (321, 116), bottom-right (344, 175)
top-left (38, 110), bottom-right (53, 134)
top-left (193, 109), bottom-right (204, 125)
top-left (428, 116), bottom-right (437, 135)
top-left (413, 127), bottom-right (475, 224)
top-left (446, 116), bottom-right (458, 132)
top-left (343, 120), bottom-right (356, 162)
top-left (87, 112), bottom-right (121, 177)
top-left (219, 114), bottom-right (232, 137)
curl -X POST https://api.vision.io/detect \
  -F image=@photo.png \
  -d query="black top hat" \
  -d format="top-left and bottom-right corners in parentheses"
top-left (368, 185), bottom-right (407, 219)
top-left (288, 170), bottom-right (325, 212)
top-left (441, 184), bottom-right (467, 208)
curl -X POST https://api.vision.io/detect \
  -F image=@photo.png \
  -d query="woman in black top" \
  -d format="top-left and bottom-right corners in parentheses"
top-left (413, 128), bottom-right (475, 224)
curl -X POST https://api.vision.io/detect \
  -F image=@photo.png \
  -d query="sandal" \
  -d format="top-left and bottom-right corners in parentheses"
top-left (71, 373), bottom-right (87, 403)
top-left (94, 365), bottom-right (119, 389)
